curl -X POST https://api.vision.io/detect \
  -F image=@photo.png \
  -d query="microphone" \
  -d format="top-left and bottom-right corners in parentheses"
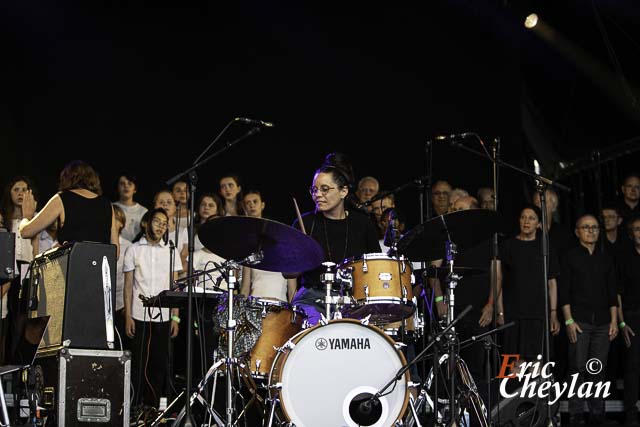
top-left (349, 392), bottom-right (382, 425)
top-left (234, 117), bottom-right (275, 128)
top-left (492, 136), bottom-right (501, 159)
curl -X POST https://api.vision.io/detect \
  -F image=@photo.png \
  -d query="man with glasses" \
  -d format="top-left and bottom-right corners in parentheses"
top-left (618, 217), bottom-right (640, 426)
top-left (431, 180), bottom-right (452, 216)
top-left (559, 214), bottom-right (618, 426)
top-left (355, 176), bottom-right (380, 213)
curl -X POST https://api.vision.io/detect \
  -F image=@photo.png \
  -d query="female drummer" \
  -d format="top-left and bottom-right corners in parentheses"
top-left (292, 153), bottom-right (381, 325)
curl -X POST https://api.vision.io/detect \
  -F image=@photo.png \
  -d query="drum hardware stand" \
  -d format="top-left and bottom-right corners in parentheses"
top-left (457, 322), bottom-right (515, 427)
top-left (353, 305), bottom-right (472, 427)
top-left (320, 262), bottom-right (337, 320)
top-left (157, 253), bottom-right (264, 427)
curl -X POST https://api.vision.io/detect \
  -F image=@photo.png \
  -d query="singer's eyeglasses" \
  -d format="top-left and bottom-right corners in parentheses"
top-left (309, 185), bottom-right (337, 196)
top-left (152, 218), bottom-right (168, 229)
top-left (577, 225), bottom-right (600, 232)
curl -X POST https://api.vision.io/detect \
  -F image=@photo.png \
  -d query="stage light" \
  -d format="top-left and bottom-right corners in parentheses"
top-left (524, 13), bottom-right (539, 29)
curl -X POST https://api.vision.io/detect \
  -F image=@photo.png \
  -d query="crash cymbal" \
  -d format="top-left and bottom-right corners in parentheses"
top-left (414, 265), bottom-right (487, 281)
top-left (198, 216), bottom-right (324, 273)
top-left (397, 209), bottom-right (502, 261)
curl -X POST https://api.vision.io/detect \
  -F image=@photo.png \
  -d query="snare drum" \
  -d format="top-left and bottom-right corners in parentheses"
top-left (269, 319), bottom-right (409, 427)
top-left (377, 298), bottom-right (424, 341)
top-left (340, 253), bottom-right (414, 322)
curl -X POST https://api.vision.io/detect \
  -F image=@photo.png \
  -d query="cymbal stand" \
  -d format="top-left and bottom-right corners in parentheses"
top-left (443, 239), bottom-right (461, 425)
top-left (167, 253), bottom-right (263, 427)
top-left (369, 305), bottom-right (472, 427)
top-left (321, 262), bottom-right (337, 321)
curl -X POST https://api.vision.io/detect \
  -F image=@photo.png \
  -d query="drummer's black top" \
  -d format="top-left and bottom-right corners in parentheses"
top-left (294, 210), bottom-right (381, 289)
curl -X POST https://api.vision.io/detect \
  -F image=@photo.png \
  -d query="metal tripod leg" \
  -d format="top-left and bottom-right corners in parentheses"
top-left (152, 358), bottom-right (226, 427)
top-left (420, 353), bottom-right (489, 427)
top-left (264, 396), bottom-right (279, 427)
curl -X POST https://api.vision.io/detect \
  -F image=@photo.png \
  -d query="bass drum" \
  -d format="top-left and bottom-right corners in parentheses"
top-left (269, 319), bottom-right (409, 427)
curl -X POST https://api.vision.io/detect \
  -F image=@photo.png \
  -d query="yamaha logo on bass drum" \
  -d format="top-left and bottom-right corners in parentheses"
top-left (315, 337), bottom-right (371, 350)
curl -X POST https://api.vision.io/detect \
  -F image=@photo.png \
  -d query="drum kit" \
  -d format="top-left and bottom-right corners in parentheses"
top-left (158, 209), bottom-right (503, 427)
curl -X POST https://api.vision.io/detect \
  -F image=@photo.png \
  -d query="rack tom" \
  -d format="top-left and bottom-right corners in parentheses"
top-left (340, 253), bottom-right (414, 322)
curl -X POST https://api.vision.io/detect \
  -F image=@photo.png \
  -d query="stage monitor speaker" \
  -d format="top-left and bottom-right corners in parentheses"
top-left (0, 232), bottom-right (16, 281)
top-left (490, 377), bottom-right (559, 427)
top-left (27, 242), bottom-right (116, 351)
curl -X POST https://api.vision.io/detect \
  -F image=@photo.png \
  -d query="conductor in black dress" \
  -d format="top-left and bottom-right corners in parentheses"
top-left (19, 160), bottom-right (119, 252)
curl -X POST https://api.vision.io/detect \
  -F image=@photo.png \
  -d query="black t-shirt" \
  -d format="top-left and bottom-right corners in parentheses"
top-left (58, 191), bottom-right (112, 244)
top-left (548, 223), bottom-right (577, 262)
top-left (558, 245), bottom-right (617, 325)
top-left (294, 210), bottom-right (381, 289)
top-left (501, 236), bottom-right (559, 320)
top-left (452, 239), bottom-right (493, 315)
top-left (618, 247), bottom-right (640, 311)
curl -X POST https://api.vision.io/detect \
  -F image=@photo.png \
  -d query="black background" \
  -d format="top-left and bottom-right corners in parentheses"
top-left (2, 0), bottom-right (639, 228)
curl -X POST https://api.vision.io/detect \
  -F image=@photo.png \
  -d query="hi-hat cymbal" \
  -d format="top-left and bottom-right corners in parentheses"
top-left (198, 216), bottom-right (324, 273)
top-left (397, 209), bottom-right (503, 261)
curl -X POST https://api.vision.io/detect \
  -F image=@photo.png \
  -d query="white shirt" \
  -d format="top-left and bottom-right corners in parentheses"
top-left (123, 236), bottom-right (183, 322)
top-left (191, 249), bottom-right (228, 290)
top-left (246, 268), bottom-right (288, 301)
top-left (37, 230), bottom-right (57, 255)
top-left (113, 202), bottom-right (148, 242)
top-left (116, 235), bottom-right (132, 311)
top-left (12, 219), bottom-right (33, 263)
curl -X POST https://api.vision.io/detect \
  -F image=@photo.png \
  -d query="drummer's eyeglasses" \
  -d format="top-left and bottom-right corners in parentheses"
top-left (309, 185), bottom-right (337, 196)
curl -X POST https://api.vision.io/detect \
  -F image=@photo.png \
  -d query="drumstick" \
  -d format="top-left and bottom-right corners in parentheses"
top-left (293, 197), bottom-right (306, 234)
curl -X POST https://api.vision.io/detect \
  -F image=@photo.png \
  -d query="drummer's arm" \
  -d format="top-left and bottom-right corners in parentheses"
top-left (240, 266), bottom-right (251, 296)
top-left (287, 278), bottom-right (297, 304)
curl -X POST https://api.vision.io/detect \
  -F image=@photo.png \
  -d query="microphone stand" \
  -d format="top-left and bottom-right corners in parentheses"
top-left (490, 137), bottom-right (500, 426)
top-left (445, 133), bottom-right (570, 427)
top-left (165, 125), bottom-right (264, 427)
top-left (423, 139), bottom-right (436, 420)
top-left (364, 305), bottom-right (473, 427)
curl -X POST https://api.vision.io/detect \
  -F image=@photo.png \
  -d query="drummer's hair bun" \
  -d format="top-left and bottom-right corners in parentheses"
top-left (318, 152), bottom-right (354, 190)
